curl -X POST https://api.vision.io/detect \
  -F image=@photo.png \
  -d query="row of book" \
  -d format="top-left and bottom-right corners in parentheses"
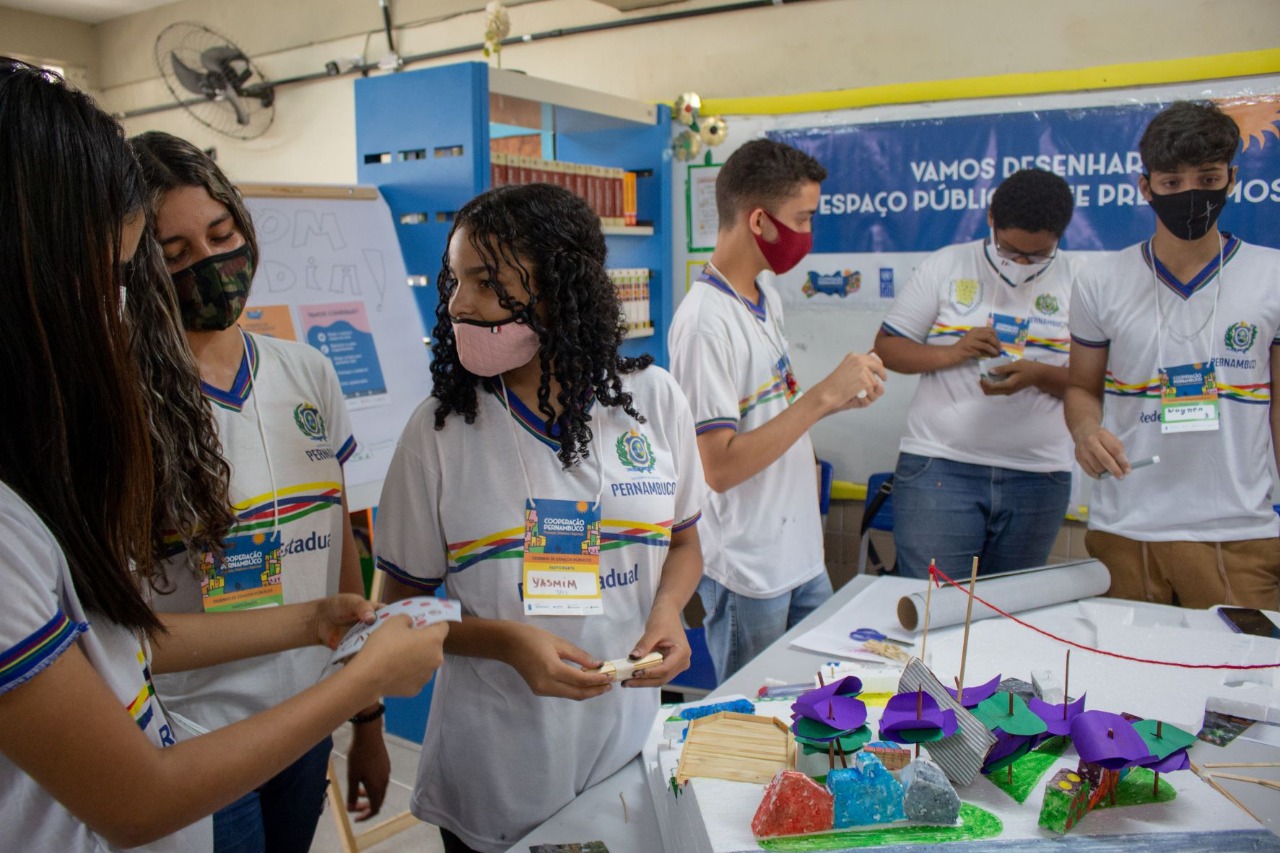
top-left (608, 268), bottom-right (652, 336)
top-left (491, 153), bottom-right (638, 228)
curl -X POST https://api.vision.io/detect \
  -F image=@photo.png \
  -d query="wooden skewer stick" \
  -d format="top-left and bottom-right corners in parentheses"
top-left (955, 556), bottom-right (980, 705)
top-left (828, 741), bottom-right (835, 771)
top-left (920, 559), bottom-right (935, 662)
top-left (1191, 761), bottom-right (1263, 824)
top-left (1210, 772), bottom-right (1280, 791)
top-left (828, 699), bottom-right (834, 721)
top-left (1203, 761), bottom-right (1280, 769)
top-left (836, 739), bottom-right (849, 769)
top-left (1063, 649), bottom-right (1071, 721)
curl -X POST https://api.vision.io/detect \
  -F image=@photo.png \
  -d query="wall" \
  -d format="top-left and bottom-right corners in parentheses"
top-left (0, 6), bottom-right (94, 85)
top-left (61, 0), bottom-right (1278, 185)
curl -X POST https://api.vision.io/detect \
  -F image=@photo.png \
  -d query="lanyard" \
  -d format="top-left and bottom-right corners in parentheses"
top-left (703, 262), bottom-right (789, 365)
top-left (241, 330), bottom-right (279, 535)
top-left (1151, 234), bottom-right (1223, 369)
top-left (496, 375), bottom-right (605, 510)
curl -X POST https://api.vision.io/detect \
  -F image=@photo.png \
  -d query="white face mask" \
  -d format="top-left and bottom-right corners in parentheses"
top-left (985, 236), bottom-right (1054, 286)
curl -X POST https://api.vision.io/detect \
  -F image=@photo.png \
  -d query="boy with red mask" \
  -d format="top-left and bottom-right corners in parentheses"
top-left (669, 139), bottom-right (886, 683)
top-left (1066, 101), bottom-right (1280, 610)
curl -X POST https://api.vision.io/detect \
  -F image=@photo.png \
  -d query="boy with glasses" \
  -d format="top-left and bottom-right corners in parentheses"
top-left (1066, 100), bottom-right (1280, 610)
top-left (875, 168), bottom-right (1078, 579)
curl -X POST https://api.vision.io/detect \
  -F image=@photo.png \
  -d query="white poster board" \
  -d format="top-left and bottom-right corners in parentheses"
top-left (242, 185), bottom-right (430, 511)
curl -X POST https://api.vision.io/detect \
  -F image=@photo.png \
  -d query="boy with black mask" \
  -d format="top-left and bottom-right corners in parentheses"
top-left (1066, 100), bottom-right (1280, 610)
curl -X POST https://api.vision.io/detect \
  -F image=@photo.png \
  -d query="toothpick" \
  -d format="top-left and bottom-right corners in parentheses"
top-left (817, 670), bottom-right (826, 688)
top-left (836, 739), bottom-right (848, 769)
top-left (1203, 761), bottom-right (1280, 769)
top-left (1008, 692), bottom-right (1014, 716)
top-left (920, 559), bottom-right (935, 662)
top-left (1153, 770), bottom-right (1160, 798)
top-left (955, 556), bottom-right (979, 705)
top-left (1008, 764), bottom-right (1013, 784)
top-left (1063, 649), bottom-right (1071, 721)
top-left (828, 741), bottom-right (835, 771)
top-left (916, 687), bottom-right (923, 718)
top-left (827, 699), bottom-right (834, 721)
top-left (1210, 772), bottom-right (1280, 791)
top-left (1192, 761), bottom-right (1263, 824)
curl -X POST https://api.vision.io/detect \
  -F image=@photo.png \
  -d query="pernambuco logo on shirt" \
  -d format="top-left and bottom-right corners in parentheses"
top-left (293, 402), bottom-right (328, 442)
top-left (1034, 294), bottom-right (1060, 315)
top-left (949, 278), bottom-right (982, 315)
top-left (615, 429), bottom-right (656, 473)
top-left (1224, 321), bottom-right (1258, 354)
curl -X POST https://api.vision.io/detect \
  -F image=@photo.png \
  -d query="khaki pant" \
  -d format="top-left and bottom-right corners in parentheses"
top-left (1085, 530), bottom-right (1280, 610)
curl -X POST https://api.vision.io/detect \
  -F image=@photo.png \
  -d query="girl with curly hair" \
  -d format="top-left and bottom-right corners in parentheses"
top-left (375, 183), bottom-right (705, 853)
top-left (0, 58), bottom-right (444, 853)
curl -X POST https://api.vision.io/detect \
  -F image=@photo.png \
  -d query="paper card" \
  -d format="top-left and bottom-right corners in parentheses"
top-left (793, 693), bottom-right (868, 730)
top-left (1029, 693), bottom-right (1087, 737)
top-left (973, 692), bottom-right (1048, 737)
top-left (1159, 362), bottom-right (1219, 433)
top-left (329, 597), bottom-right (462, 665)
top-left (988, 312), bottom-right (1030, 358)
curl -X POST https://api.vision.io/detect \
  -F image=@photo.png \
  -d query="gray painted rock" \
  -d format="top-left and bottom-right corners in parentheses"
top-left (901, 758), bottom-right (961, 825)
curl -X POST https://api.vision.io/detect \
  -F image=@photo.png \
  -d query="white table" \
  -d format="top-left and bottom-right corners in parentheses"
top-left (508, 576), bottom-right (1280, 851)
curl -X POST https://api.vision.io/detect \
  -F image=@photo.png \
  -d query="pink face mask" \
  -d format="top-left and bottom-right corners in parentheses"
top-left (452, 317), bottom-right (541, 377)
top-left (753, 210), bottom-right (813, 274)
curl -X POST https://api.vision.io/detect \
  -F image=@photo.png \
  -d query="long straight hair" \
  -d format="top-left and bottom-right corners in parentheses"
top-left (0, 60), bottom-right (160, 631)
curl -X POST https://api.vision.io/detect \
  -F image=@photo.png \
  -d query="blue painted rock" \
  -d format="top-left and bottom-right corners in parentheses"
top-left (901, 758), bottom-right (961, 825)
top-left (826, 752), bottom-right (905, 827)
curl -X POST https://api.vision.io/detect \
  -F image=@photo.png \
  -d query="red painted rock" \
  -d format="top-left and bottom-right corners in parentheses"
top-left (751, 770), bottom-right (835, 838)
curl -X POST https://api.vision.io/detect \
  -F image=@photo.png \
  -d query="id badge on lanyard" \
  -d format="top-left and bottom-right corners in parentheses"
top-left (200, 530), bottom-right (284, 612)
top-left (522, 497), bottom-right (604, 616)
top-left (1158, 361), bottom-right (1220, 433)
top-left (988, 312), bottom-right (1030, 359)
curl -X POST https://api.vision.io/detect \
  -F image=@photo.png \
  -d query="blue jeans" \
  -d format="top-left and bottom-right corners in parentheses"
top-left (891, 452), bottom-right (1071, 580)
top-left (698, 571), bottom-right (833, 685)
top-left (213, 735), bottom-right (332, 853)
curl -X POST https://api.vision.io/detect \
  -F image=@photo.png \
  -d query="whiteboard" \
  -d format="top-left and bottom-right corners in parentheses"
top-left (242, 186), bottom-right (431, 511)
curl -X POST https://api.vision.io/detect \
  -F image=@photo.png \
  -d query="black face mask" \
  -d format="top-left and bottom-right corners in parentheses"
top-left (1145, 183), bottom-right (1229, 241)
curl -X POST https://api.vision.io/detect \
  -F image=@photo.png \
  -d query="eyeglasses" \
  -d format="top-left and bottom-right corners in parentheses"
top-left (992, 234), bottom-right (1057, 265)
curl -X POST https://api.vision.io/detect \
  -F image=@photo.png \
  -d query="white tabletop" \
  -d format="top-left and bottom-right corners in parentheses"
top-left (508, 575), bottom-right (1280, 851)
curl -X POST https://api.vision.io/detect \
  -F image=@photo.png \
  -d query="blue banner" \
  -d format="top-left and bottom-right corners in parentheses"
top-left (769, 99), bottom-right (1280, 253)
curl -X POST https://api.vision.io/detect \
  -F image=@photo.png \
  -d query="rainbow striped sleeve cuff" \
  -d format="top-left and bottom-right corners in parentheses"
top-left (1070, 334), bottom-right (1109, 349)
top-left (0, 610), bottom-right (87, 696)
top-left (695, 417), bottom-right (737, 435)
top-left (673, 511), bottom-right (702, 533)
top-left (376, 557), bottom-right (443, 594)
top-left (337, 436), bottom-right (358, 465)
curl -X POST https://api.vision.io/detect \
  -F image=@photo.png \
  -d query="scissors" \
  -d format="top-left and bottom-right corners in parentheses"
top-left (850, 627), bottom-right (913, 648)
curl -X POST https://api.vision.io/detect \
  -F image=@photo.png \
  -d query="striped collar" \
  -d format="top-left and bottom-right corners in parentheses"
top-left (1142, 232), bottom-right (1240, 300)
top-left (201, 330), bottom-right (259, 412)
top-left (700, 271), bottom-right (767, 322)
top-left (486, 381), bottom-right (596, 452)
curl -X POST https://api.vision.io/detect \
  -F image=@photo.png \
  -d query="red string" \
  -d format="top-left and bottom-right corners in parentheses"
top-left (927, 564), bottom-right (1280, 670)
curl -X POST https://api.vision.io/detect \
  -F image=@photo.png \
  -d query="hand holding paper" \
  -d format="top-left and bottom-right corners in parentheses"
top-left (329, 596), bottom-right (462, 665)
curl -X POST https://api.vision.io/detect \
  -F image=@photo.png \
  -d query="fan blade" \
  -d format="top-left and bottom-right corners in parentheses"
top-left (220, 86), bottom-right (252, 126)
top-left (170, 51), bottom-right (213, 97)
top-left (200, 45), bottom-right (247, 74)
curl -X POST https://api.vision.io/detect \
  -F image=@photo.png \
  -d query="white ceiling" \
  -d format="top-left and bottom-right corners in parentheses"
top-left (1, 0), bottom-right (179, 24)
top-left (4, 0), bottom-right (681, 24)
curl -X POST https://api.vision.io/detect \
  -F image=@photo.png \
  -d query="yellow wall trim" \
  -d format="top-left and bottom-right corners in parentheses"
top-left (700, 49), bottom-right (1280, 116)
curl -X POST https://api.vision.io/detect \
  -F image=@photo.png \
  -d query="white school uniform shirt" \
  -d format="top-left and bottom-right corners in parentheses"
top-left (0, 481), bottom-right (212, 853)
top-left (152, 331), bottom-right (356, 734)
top-left (1070, 234), bottom-right (1280, 542)
top-left (374, 366), bottom-right (702, 853)
top-left (668, 273), bottom-right (825, 598)
top-left (881, 239), bottom-right (1078, 473)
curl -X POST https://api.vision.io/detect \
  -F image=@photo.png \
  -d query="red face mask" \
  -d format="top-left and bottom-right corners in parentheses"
top-left (753, 210), bottom-right (813, 274)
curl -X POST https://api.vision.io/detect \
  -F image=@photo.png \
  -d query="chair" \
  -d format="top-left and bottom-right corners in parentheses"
top-left (856, 472), bottom-right (895, 574)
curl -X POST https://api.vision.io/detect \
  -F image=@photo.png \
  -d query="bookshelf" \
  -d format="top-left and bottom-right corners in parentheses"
top-left (355, 62), bottom-right (673, 366)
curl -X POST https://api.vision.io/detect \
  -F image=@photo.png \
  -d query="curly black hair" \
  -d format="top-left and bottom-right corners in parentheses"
top-left (1140, 100), bottom-right (1241, 174)
top-left (989, 168), bottom-right (1075, 236)
top-left (430, 183), bottom-right (653, 469)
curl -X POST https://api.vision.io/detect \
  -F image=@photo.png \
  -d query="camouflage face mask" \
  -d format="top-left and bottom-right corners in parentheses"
top-left (171, 243), bottom-right (255, 332)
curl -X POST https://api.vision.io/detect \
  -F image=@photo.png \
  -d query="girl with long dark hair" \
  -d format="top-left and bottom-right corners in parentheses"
top-left (130, 130), bottom-right (392, 850)
top-left (0, 58), bottom-right (445, 853)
